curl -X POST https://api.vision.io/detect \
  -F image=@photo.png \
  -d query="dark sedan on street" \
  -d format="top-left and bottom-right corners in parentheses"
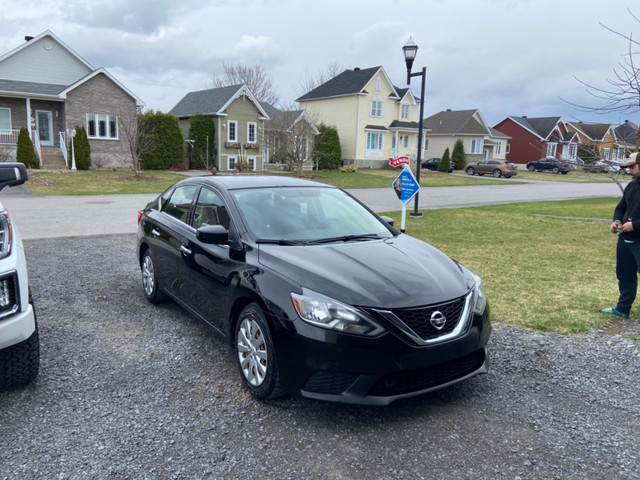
top-left (526, 157), bottom-right (571, 174)
top-left (137, 175), bottom-right (491, 405)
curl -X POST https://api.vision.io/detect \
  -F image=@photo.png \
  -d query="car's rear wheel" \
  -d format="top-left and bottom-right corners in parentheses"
top-left (504, 175), bottom-right (512, 178)
top-left (466, 167), bottom-right (475, 175)
top-left (235, 303), bottom-right (288, 400)
top-left (0, 292), bottom-right (39, 389)
top-left (561, 171), bottom-right (568, 174)
top-left (141, 250), bottom-right (169, 304)
top-left (527, 165), bottom-right (535, 171)
top-left (493, 169), bottom-right (502, 178)
top-left (552, 167), bottom-right (560, 174)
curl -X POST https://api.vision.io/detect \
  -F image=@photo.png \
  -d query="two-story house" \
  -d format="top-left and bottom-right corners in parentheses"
top-left (170, 84), bottom-right (270, 171)
top-left (422, 109), bottom-right (510, 164)
top-left (0, 30), bottom-right (143, 168)
top-left (566, 121), bottom-right (624, 161)
top-left (493, 116), bottom-right (579, 165)
top-left (296, 66), bottom-right (420, 168)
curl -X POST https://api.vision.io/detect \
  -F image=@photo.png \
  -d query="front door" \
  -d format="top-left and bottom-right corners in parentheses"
top-left (35, 110), bottom-right (53, 146)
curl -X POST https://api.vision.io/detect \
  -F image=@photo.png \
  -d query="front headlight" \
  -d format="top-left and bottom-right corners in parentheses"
top-left (471, 272), bottom-right (487, 314)
top-left (291, 288), bottom-right (385, 337)
top-left (0, 212), bottom-right (13, 260)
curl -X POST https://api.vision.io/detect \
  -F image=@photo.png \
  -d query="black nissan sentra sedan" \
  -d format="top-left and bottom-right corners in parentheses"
top-left (137, 175), bottom-right (491, 405)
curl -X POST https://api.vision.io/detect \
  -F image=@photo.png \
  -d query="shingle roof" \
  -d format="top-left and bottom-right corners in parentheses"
top-left (170, 84), bottom-right (245, 117)
top-left (388, 120), bottom-right (419, 130)
top-left (615, 121), bottom-right (639, 145)
top-left (296, 66), bottom-right (382, 101)
top-left (422, 109), bottom-right (489, 135)
top-left (568, 122), bottom-right (612, 141)
top-left (0, 79), bottom-right (67, 96)
top-left (509, 116), bottom-right (562, 139)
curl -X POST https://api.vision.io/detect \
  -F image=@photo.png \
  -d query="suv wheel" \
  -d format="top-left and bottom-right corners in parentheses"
top-left (493, 169), bottom-right (502, 178)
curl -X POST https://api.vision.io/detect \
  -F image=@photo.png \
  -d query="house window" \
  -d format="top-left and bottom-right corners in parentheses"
top-left (403, 136), bottom-right (410, 148)
top-left (228, 121), bottom-right (238, 142)
top-left (228, 156), bottom-right (237, 170)
top-left (496, 141), bottom-right (502, 155)
top-left (506, 143), bottom-right (510, 154)
top-left (369, 99), bottom-right (384, 117)
top-left (546, 143), bottom-right (557, 157)
top-left (366, 132), bottom-right (383, 156)
top-left (423, 137), bottom-right (429, 151)
top-left (247, 156), bottom-right (256, 170)
top-left (0, 108), bottom-right (11, 132)
top-left (247, 122), bottom-right (257, 143)
top-left (401, 104), bottom-right (409, 120)
top-left (470, 138), bottom-right (482, 154)
top-left (376, 78), bottom-right (381, 91)
top-left (86, 114), bottom-right (118, 139)
top-left (602, 148), bottom-right (610, 160)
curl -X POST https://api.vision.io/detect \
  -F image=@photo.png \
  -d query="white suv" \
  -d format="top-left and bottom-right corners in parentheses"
top-left (0, 163), bottom-right (39, 388)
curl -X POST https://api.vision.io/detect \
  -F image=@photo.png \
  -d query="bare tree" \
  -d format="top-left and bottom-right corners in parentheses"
top-left (296, 62), bottom-right (348, 97)
top-left (564, 8), bottom-right (640, 148)
top-left (264, 109), bottom-right (319, 176)
top-left (119, 108), bottom-right (157, 175)
top-left (211, 63), bottom-right (280, 106)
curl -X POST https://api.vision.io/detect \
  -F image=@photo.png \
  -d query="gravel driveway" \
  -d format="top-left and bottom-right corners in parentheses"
top-left (1, 234), bottom-right (639, 479)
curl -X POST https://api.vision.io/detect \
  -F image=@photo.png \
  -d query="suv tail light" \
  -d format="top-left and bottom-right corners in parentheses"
top-left (137, 210), bottom-right (144, 225)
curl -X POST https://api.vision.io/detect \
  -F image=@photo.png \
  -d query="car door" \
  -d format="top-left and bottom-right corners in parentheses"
top-left (147, 185), bottom-right (198, 294)
top-left (477, 160), bottom-right (490, 174)
top-left (174, 186), bottom-right (237, 333)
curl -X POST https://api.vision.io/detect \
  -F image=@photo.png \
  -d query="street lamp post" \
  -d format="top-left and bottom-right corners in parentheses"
top-left (403, 37), bottom-right (425, 218)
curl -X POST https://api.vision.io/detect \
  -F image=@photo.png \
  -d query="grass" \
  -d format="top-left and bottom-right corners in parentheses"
top-left (27, 170), bottom-right (187, 195)
top-left (382, 197), bottom-right (624, 335)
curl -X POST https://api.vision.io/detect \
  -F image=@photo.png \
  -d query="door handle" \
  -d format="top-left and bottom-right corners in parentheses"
top-left (180, 244), bottom-right (192, 255)
top-left (151, 228), bottom-right (160, 238)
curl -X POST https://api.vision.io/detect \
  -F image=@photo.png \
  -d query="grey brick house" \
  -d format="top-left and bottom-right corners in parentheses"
top-left (0, 30), bottom-right (143, 168)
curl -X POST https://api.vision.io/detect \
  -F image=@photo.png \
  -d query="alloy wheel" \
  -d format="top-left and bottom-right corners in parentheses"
top-left (237, 317), bottom-right (268, 387)
top-left (142, 254), bottom-right (155, 297)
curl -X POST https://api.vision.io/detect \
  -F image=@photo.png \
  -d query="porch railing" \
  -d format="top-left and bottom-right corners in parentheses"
top-left (0, 129), bottom-right (19, 145)
top-left (59, 131), bottom-right (68, 167)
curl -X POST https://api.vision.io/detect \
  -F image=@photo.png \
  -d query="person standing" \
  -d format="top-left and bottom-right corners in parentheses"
top-left (600, 152), bottom-right (640, 318)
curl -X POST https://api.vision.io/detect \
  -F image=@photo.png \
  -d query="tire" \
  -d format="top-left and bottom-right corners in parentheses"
top-left (493, 169), bottom-right (502, 178)
top-left (527, 165), bottom-right (535, 171)
top-left (141, 250), bottom-right (169, 304)
top-left (0, 294), bottom-right (39, 389)
top-left (466, 167), bottom-right (475, 175)
top-left (504, 175), bottom-right (511, 178)
top-left (235, 303), bottom-right (288, 400)
top-left (552, 167), bottom-right (559, 174)
top-left (561, 171), bottom-right (568, 175)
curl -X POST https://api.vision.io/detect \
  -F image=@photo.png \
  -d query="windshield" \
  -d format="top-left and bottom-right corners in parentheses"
top-left (232, 186), bottom-right (394, 242)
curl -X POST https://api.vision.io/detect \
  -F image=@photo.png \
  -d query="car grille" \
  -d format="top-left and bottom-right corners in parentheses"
top-left (368, 350), bottom-right (485, 397)
top-left (303, 371), bottom-right (359, 395)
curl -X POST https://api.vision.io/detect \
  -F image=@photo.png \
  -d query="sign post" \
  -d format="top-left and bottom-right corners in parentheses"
top-left (390, 157), bottom-right (420, 233)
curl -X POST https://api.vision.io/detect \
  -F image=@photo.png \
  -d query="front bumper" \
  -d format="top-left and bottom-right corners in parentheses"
top-left (0, 304), bottom-right (35, 350)
top-left (276, 306), bottom-right (491, 406)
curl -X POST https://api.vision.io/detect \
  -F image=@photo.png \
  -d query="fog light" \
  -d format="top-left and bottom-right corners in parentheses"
top-left (0, 278), bottom-right (10, 308)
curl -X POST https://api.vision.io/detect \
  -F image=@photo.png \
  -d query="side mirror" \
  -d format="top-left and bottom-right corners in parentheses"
top-left (196, 224), bottom-right (229, 244)
top-left (380, 215), bottom-right (395, 227)
top-left (0, 163), bottom-right (28, 191)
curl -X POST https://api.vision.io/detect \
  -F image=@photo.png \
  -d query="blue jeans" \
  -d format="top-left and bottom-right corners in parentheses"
top-left (615, 236), bottom-right (640, 315)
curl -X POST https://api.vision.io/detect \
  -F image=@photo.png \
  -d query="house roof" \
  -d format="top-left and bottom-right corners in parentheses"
top-left (489, 127), bottom-right (510, 139)
top-left (615, 120), bottom-right (639, 145)
top-left (388, 120), bottom-right (419, 130)
top-left (422, 109), bottom-right (490, 135)
top-left (261, 102), bottom-right (319, 134)
top-left (567, 121), bottom-right (613, 142)
top-left (0, 79), bottom-right (67, 98)
top-left (296, 66), bottom-right (404, 102)
top-left (506, 116), bottom-right (563, 140)
top-left (170, 84), bottom-right (269, 119)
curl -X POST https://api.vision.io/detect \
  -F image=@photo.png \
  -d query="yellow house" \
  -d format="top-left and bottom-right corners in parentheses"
top-left (296, 66), bottom-right (421, 168)
top-left (566, 122), bottom-right (620, 160)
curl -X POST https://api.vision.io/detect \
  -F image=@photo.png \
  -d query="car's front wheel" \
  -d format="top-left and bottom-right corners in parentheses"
top-left (493, 169), bottom-right (502, 178)
top-left (466, 167), bottom-right (475, 175)
top-left (235, 303), bottom-right (288, 400)
top-left (141, 250), bottom-right (169, 304)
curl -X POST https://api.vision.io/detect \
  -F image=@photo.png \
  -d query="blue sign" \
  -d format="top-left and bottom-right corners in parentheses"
top-left (392, 167), bottom-right (420, 205)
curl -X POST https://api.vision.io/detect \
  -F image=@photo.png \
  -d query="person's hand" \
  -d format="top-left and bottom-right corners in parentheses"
top-left (621, 222), bottom-right (635, 233)
top-left (611, 221), bottom-right (622, 233)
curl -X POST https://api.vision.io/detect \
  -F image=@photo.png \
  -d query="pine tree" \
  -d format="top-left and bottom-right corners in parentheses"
top-left (438, 147), bottom-right (452, 172)
top-left (16, 127), bottom-right (38, 168)
top-left (452, 139), bottom-right (466, 170)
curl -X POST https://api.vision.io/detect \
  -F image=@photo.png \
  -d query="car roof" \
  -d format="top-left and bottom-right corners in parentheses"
top-left (174, 174), bottom-right (334, 191)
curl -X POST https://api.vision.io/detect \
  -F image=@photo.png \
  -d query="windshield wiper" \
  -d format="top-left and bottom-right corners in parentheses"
top-left (305, 234), bottom-right (384, 245)
top-left (256, 238), bottom-right (307, 246)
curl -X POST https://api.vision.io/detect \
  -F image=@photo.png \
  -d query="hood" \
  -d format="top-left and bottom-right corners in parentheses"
top-left (257, 235), bottom-right (471, 309)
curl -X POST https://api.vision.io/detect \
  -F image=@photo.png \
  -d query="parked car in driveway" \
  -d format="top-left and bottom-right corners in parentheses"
top-left (0, 163), bottom-right (39, 389)
top-left (465, 160), bottom-right (518, 178)
top-left (582, 160), bottom-right (611, 173)
top-left (137, 175), bottom-right (491, 405)
top-left (421, 157), bottom-right (453, 173)
top-left (526, 157), bottom-right (571, 174)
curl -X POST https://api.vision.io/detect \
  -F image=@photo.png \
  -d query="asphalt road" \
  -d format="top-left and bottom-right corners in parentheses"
top-left (0, 176), bottom-right (626, 240)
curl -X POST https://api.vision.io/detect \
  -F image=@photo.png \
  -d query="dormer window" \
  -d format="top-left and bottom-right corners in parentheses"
top-left (401, 104), bottom-right (409, 120)
top-left (369, 99), bottom-right (384, 118)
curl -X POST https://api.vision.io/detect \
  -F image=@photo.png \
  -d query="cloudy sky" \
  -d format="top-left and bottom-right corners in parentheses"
top-left (1, 0), bottom-right (638, 127)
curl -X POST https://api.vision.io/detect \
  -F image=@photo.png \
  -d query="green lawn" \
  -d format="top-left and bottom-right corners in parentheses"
top-left (382, 197), bottom-right (624, 335)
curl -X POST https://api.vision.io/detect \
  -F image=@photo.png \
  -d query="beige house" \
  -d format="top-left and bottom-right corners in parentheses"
top-left (423, 109), bottom-right (510, 164)
top-left (296, 66), bottom-right (421, 168)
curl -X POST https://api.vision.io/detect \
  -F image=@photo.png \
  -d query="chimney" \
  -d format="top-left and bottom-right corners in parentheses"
top-left (446, 109), bottom-right (452, 111)
top-left (523, 115), bottom-right (527, 118)
top-left (24, 36), bottom-right (34, 42)
top-left (354, 67), bottom-right (360, 71)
